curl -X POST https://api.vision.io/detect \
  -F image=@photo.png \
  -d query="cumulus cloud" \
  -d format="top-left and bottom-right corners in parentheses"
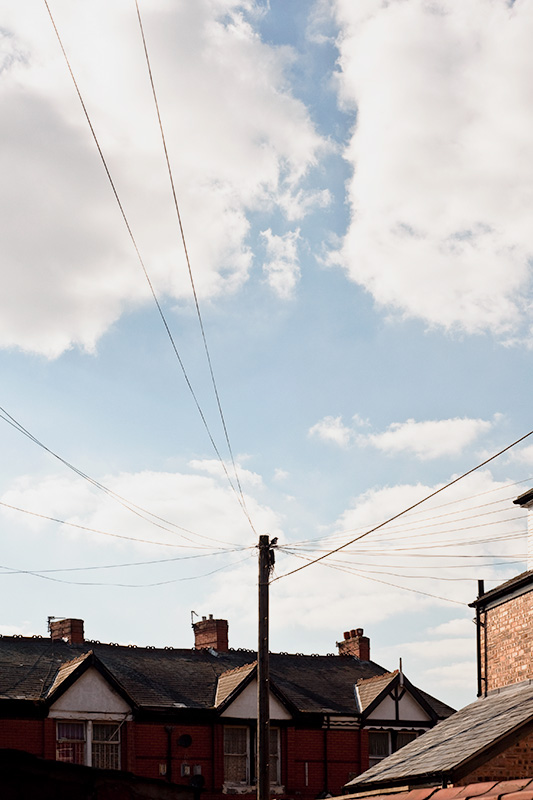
top-left (0, 0), bottom-right (326, 356)
top-left (0, 467), bottom-right (281, 552)
top-left (331, 0), bottom-right (533, 339)
top-left (203, 468), bottom-right (525, 703)
top-left (308, 415), bottom-right (354, 447)
top-left (273, 468), bottom-right (289, 482)
top-left (261, 228), bottom-right (301, 299)
top-left (365, 416), bottom-right (495, 460)
top-left (309, 412), bottom-right (497, 459)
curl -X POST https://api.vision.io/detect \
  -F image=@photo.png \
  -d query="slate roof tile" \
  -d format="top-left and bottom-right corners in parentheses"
top-left (0, 636), bottom-right (454, 719)
top-left (346, 682), bottom-right (533, 790)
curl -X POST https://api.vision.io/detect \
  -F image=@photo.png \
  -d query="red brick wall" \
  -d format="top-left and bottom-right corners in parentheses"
top-left (289, 728), bottom-right (361, 798)
top-left (133, 722), bottom-right (215, 787)
top-left (480, 590), bottom-right (533, 692)
top-left (457, 730), bottom-right (533, 783)
top-left (192, 619), bottom-right (229, 652)
top-left (0, 716), bottom-right (363, 800)
top-left (0, 719), bottom-right (46, 756)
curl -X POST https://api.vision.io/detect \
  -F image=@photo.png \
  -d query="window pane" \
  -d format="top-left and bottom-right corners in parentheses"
top-left (93, 723), bottom-right (120, 770)
top-left (368, 731), bottom-right (389, 758)
top-left (396, 732), bottom-right (417, 751)
top-left (224, 728), bottom-right (248, 784)
top-left (56, 722), bottom-right (85, 765)
top-left (269, 729), bottom-right (280, 785)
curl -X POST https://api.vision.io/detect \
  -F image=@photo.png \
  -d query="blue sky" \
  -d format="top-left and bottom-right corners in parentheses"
top-left (1, 0), bottom-right (533, 710)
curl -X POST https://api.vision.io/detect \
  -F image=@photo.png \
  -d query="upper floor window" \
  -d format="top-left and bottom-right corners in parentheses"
top-left (224, 726), bottom-right (249, 784)
top-left (223, 725), bottom-right (282, 788)
top-left (368, 730), bottom-right (418, 768)
top-left (56, 720), bottom-right (121, 770)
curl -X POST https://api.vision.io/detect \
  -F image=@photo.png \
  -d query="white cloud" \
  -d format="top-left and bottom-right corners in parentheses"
top-left (428, 617), bottom-right (475, 638)
top-left (0, 467), bottom-right (281, 552)
top-left (331, 0), bottom-right (533, 339)
top-left (0, 0), bottom-right (326, 356)
top-left (273, 468), bottom-right (289, 482)
top-left (189, 458), bottom-right (264, 487)
top-left (308, 412), bottom-right (496, 459)
top-left (508, 443), bottom-right (533, 465)
top-left (261, 228), bottom-right (302, 299)
top-left (308, 415), bottom-right (354, 447)
top-left (364, 416), bottom-right (495, 460)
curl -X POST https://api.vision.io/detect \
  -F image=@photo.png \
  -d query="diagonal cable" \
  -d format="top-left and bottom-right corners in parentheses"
top-left (134, 0), bottom-right (254, 531)
top-left (43, 0), bottom-right (256, 536)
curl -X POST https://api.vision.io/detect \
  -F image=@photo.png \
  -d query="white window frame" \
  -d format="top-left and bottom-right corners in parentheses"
top-left (222, 726), bottom-right (283, 792)
top-left (269, 727), bottom-right (281, 786)
top-left (56, 720), bottom-right (121, 770)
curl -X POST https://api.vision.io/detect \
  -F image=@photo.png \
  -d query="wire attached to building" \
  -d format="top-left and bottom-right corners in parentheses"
top-left (272, 429), bottom-right (533, 583)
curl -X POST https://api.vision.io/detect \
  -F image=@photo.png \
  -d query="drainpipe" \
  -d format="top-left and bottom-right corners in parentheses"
top-left (323, 715), bottom-right (330, 795)
top-left (165, 726), bottom-right (174, 782)
top-left (475, 580), bottom-right (484, 697)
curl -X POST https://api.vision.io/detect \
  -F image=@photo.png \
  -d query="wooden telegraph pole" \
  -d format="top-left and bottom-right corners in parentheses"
top-left (257, 535), bottom-right (274, 800)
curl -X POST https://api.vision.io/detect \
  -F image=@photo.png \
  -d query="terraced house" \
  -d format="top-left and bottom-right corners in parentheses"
top-left (0, 616), bottom-right (453, 798)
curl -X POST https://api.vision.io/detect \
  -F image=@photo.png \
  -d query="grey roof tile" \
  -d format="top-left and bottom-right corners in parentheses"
top-left (346, 681), bottom-right (533, 789)
top-left (0, 636), bottom-right (453, 719)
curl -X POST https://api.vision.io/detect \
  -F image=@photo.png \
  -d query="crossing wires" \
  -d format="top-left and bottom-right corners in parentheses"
top-left (271, 428), bottom-right (533, 584)
top-left (43, 0), bottom-right (256, 538)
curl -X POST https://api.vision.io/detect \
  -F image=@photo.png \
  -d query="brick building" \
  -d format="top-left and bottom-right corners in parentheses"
top-left (342, 489), bottom-right (533, 795)
top-left (0, 616), bottom-right (453, 799)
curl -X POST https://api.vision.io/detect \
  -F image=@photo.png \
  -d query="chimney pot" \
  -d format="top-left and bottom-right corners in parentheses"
top-left (337, 626), bottom-right (370, 661)
top-left (209, 614), bottom-right (213, 620)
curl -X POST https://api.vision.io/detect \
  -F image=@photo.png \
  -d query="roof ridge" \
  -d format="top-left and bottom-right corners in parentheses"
top-left (356, 670), bottom-right (398, 686)
top-left (219, 661), bottom-right (257, 678)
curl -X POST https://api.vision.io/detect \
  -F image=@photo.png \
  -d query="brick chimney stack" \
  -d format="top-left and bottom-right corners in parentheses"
top-left (193, 615), bottom-right (229, 652)
top-left (50, 618), bottom-right (85, 645)
top-left (337, 628), bottom-right (370, 661)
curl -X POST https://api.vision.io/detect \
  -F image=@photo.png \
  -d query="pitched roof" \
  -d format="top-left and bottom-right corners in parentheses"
top-left (215, 662), bottom-right (256, 707)
top-left (46, 652), bottom-right (92, 698)
top-left (345, 681), bottom-right (533, 791)
top-left (356, 671), bottom-right (399, 712)
top-left (355, 671), bottom-right (445, 723)
top-left (469, 571), bottom-right (533, 609)
top-left (0, 635), bottom-right (452, 719)
top-left (342, 778), bottom-right (533, 800)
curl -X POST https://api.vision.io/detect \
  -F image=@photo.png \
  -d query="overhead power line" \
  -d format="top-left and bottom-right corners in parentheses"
top-left (134, 0), bottom-right (253, 532)
top-left (0, 546), bottom-right (250, 575)
top-left (0, 551), bottom-right (254, 588)
top-left (43, 0), bottom-right (256, 537)
top-left (272, 428), bottom-right (533, 583)
top-left (0, 498), bottom-right (245, 550)
top-left (0, 404), bottom-right (234, 548)
top-left (288, 477), bottom-right (532, 548)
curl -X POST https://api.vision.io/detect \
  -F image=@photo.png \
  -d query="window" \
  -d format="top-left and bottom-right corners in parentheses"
top-left (368, 731), bottom-right (390, 768)
top-left (56, 721), bottom-right (85, 764)
top-left (269, 728), bottom-right (280, 785)
top-left (223, 726), bottom-right (282, 787)
top-left (92, 723), bottom-right (121, 770)
top-left (368, 730), bottom-right (418, 767)
top-left (224, 726), bottom-right (249, 784)
top-left (396, 731), bottom-right (417, 750)
top-left (56, 721), bottom-right (121, 770)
